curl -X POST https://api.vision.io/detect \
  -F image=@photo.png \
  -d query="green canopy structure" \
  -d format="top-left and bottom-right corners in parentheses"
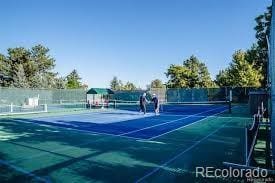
top-left (86, 88), bottom-right (114, 105)
top-left (86, 88), bottom-right (114, 95)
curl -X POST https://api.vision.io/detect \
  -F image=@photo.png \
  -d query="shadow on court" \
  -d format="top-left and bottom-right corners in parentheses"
top-left (0, 105), bottom-right (249, 182)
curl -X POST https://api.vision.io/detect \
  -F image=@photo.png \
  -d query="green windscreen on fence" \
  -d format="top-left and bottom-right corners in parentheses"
top-left (111, 90), bottom-right (149, 101)
top-left (166, 88), bottom-right (226, 102)
top-left (0, 87), bottom-right (86, 105)
top-left (166, 87), bottom-right (259, 103)
top-left (166, 88), bottom-right (208, 102)
top-left (110, 87), bottom-right (260, 103)
top-left (0, 86), bottom-right (261, 113)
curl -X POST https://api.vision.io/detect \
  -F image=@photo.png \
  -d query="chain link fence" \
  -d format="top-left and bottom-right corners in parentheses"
top-left (0, 87), bottom-right (86, 105)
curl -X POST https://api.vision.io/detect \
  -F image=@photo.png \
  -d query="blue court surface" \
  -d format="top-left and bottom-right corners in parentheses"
top-left (13, 104), bottom-right (229, 140)
top-left (0, 103), bottom-right (248, 183)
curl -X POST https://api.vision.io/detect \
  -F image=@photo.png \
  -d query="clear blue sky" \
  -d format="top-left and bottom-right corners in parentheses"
top-left (0, 0), bottom-right (271, 88)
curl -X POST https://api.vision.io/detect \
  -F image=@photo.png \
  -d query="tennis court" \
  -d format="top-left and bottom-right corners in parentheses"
top-left (0, 99), bottom-right (251, 183)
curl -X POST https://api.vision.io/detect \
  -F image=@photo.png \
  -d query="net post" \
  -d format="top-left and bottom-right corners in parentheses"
top-left (245, 127), bottom-right (248, 166)
top-left (226, 89), bottom-right (232, 114)
top-left (43, 104), bottom-right (48, 112)
top-left (10, 103), bottom-right (13, 113)
top-left (228, 89), bottom-right (232, 113)
top-left (225, 87), bottom-right (228, 101)
top-left (113, 100), bottom-right (117, 109)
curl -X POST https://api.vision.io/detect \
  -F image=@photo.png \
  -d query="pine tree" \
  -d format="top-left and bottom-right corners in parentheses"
top-left (66, 69), bottom-right (82, 89)
top-left (13, 64), bottom-right (29, 88)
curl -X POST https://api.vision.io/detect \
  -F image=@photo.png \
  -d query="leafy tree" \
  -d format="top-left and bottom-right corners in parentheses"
top-left (246, 44), bottom-right (264, 70)
top-left (81, 83), bottom-right (89, 90)
top-left (215, 69), bottom-right (232, 86)
top-left (7, 47), bottom-right (30, 85)
top-left (29, 72), bottom-right (44, 88)
top-left (65, 69), bottom-right (82, 89)
top-left (4, 45), bottom-right (58, 88)
top-left (29, 72), bottom-right (56, 89)
top-left (215, 50), bottom-right (263, 87)
top-left (123, 82), bottom-right (137, 90)
top-left (166, 65), bottom-right (187, 88)
top-left (13, 64), bottom-right (29, 88)
top-left (0, 54), bottom-right (12, 86)
top-left (31, 45), bottom-right (55, 73)
top-left (216, 5), bottom-right (271, 87)
top-left (149, 79), bottom-right (164, 88)
top-left (0, 54), bottom-right (9, 75)
top-left (254, 5), bottom-right (271, 60)
top-left (245, 5), bottom-right (272, 86)
top-left (54, 77), bottom-right (66, 89)
top-left (41, 72), bottom-right (58, 89)
top-left (118, 80), bottom-right (124, 90)
top-left (230, 51), bottom-right (263, 87)
top-left (166, 55), bottom-right (214, 88)
top-left (110, 76), bottom-right (130, 90)
top-left (0, 44), bottom-right (84, 89)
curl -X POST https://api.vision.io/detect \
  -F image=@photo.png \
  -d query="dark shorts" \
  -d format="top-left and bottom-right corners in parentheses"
top-left (140, 104), bottom-right (146, 112)
top-left (154, 103), bottom-right (158, 109)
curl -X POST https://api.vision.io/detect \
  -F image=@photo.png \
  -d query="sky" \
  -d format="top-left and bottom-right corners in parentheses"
top-left (0, 0), bottom-right (271, 89)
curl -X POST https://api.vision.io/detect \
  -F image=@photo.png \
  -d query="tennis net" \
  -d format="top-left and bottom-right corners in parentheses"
top-left (160, 101), bottom-right (231, 114)
top-left (109, 100), bottom-right (231, 114)
top-left (245, 114), bottom-right (261, 166)
top-left (47, 102), bottom-right (87, 111)
top-left (0, 104), bottom-right (47, 116)
top-left (0, 102), bottom-right (90, 116)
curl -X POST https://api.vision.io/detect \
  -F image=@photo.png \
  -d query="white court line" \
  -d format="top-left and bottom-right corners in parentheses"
top-left (31, 110), bottom-right (155, 125)
top-left (10, 105), bottom-right (228, 143)
top-left (118, 106), bottom-right (228, 137)
top-left (137, 139), bottom-right (200, 144)
top-left (7, 106), bottom-right (243, 175)
top-left (12, 106), bottom-right (224, 144)
top-left (8, 106), bottom-right (227, 164)
top-left (0, 111), bottom-right (47, 116)
top-left (12, 118), bottom-right (144, 141)
top-left (33, 111), bottom-right (153, 120)
top-left (8, 105), bottom-right (236, 165)
top-left (161, 114), bottom-right (252, 120)
top-left (32, 109), bottom-right (148, 119)
top-left (32, 113), bottom-right (155, 125)
top-left (7, 106), bottom-right (243, 173)
top-left (135, 120), bottom-right (232, 183)
top-left (9, 119), bottom-right (146, 164)
top-left (148, 107), bottom-right (229, 140)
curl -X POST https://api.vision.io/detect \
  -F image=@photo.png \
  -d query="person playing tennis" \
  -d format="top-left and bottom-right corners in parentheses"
top-left (151, 94), bottom-right (160, 115)
top-left (139, 93), bottom-right (149, 114)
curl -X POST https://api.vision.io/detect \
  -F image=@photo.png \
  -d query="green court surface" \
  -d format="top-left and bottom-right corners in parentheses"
top-left (0, 105), bottom-right (250, 183)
